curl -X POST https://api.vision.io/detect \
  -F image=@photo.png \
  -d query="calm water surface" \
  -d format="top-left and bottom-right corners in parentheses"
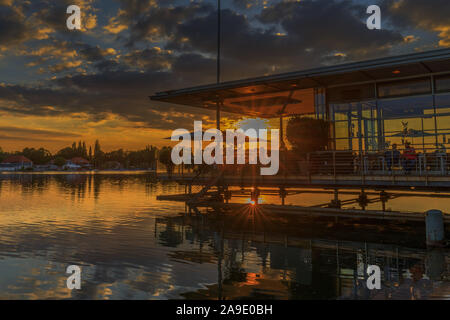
top-left (0, 173), bottom-right (449, 299)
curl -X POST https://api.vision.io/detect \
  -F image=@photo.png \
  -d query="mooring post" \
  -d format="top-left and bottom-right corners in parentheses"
top-left (279, 187), bottom-right (287, 206)
top-left (380, 190), bottom-right (389, 212)
top-left (425, 210), bottom-right (445, 247)
top-left (330, 189), bottom-right (341, 208)
top-left (358, 189), bottom-right (368, 210)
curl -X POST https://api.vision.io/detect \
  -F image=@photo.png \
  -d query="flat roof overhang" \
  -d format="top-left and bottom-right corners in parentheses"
top-left (150, 48), bottom-right (450, 118)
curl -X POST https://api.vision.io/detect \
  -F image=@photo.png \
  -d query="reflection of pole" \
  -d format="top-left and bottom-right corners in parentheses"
top-left (218, 227), bottom-right (224, 300)
top-left (336, 242), bottom-right (341, 297)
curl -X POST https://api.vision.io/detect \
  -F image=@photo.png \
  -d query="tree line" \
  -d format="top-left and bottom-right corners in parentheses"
top-left (0, 141), bottom-right (165, 169)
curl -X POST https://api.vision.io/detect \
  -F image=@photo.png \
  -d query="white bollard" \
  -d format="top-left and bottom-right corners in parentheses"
top-left (425, 210), bottom-right (445, 247)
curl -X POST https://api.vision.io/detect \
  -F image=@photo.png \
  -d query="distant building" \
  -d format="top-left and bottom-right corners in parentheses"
top-left (63, 162), bottom-right (81, 170)
top-left (34, 164), bottom-right (59, 171)
top-left (64, 157), bottom-right (91, 170)
top-left (0, 155), bottom-right (33, 171)
top-left (70, 157), bottom-right (90, 166)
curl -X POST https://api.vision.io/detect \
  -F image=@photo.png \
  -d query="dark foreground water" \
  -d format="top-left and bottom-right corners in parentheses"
top-left (0, 173), bottom-right (448, 299)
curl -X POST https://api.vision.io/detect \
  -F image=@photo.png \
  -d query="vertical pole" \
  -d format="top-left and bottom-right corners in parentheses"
top-left (432, 75), bottom-right (439, 148)
top-left (280, 115), bottom-right (285, 177)
top-left (216, 0), bottom-right (221, 131)
top-left (217, 101), bottom-right (221, 131)
top-left (280, 115), bottom-right (284, 150)
top-left (217, 0), bottom-right (221, 85)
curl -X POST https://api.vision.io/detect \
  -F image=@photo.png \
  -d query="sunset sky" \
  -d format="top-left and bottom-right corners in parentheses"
top-left (0, 0), bottom-right (449, 153)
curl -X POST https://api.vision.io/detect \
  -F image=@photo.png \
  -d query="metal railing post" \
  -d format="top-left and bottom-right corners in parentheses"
top-left (333, 151), bottom-right (336, 182)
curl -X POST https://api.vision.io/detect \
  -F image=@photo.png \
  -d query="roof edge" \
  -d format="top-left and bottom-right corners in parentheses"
top-left (150, 48), bottom-right (450, 100)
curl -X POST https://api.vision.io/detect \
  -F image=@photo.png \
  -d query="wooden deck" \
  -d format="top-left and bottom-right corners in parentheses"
top-left (156, 172), bottom-right (450, 226)
top-left (158, 173), bottom-right (450, 192)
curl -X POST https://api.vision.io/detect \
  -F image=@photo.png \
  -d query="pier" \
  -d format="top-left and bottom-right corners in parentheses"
top-left (151, 49), bottom-right (450, 232)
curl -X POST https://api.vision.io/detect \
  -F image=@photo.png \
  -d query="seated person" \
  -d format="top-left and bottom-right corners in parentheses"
top-left (401, 142), bottom-right (417, 173)
top-left (384, 143), bottom-right (400, 171)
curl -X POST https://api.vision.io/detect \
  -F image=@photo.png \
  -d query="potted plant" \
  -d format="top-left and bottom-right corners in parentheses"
top-left (286, 117), bottom-right (330, 174)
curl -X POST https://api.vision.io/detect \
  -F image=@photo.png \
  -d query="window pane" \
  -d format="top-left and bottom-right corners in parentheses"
top-left (378, 78), bottom-right (431, 98)
top-left (334, 121), bottom-right (349, 139)
top-left (436, 75), bottom-right (450, 93)
top-left (328, 84), bottom-right (375, 103)
top-left (335, 139), bottom-right (349, 150)
top-left (436, 115), bottom-right (450, 131)
top-left (436, 93), bottom-right (450, 114)
top-left (379, 96), bottom-right (433, 119)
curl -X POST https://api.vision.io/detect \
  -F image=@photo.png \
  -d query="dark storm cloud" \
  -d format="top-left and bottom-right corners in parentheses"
top-left (231, 0), bottom-right (263, 10)
top-left (0, 65), bottom-right (213, 130)
top-left (114, 0), bottom-right (214, 47)
top-left (123, 47), bottom-right (173, 71)
top-left (171, 53), bottom-right (216, 83)
top-left (1, 0), bottom-right (444, 134)
top-left (166, 1), bottom-right (403, 78)
top-left (381, 0), bottom-right (450, 29)
top-left (30, 0), bottom-right (97, 33)
top-left (381, 0), bottom-right (450, 46)
top-left (0, 4), bottom-right (29, 47)
top-left (33, 1), bottom-right (67, 32)
top-left (78, 44), bottom-right (111, 62)
top-left (257, 0), bottom-right (404, 59)
top-left (0, 126), bottom-right (81, 137)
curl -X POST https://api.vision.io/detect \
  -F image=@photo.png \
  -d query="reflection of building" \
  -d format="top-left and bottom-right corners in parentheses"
top-left (152, 49), bottom-right (450, 153)
top-left (156, 215), bottom-right (449, 300)
top-left (0, 155), bottom-right (33, 171)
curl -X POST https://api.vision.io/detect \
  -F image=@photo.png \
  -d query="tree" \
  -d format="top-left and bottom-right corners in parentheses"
top-left (286, 117), bottom-right (329, 155)
top-left (54, 156), bottom-right (66, 167)
top-left (77, 141), bottom-right (82, 155)
top-left (158, 146), bottom-right (174, 176)
top-left (57, 147), bottom-right (76, 159)
top-left (21, 147), bottom-right (52, 165)
top-left (82, 142), bottom-right (87, 157)
top-left (0, 147), bottom-right (6, 162)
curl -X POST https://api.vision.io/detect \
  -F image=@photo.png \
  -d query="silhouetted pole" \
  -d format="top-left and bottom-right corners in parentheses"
top-left (216, 0), bottom-right (221, 130)
top-left (217, 0), bottom-right (221, 84)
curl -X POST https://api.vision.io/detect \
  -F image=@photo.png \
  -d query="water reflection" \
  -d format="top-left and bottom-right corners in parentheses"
top-left (0, 173), bottom-right (448, 299)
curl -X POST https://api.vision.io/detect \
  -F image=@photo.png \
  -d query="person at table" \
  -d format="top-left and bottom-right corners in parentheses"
top-left (384, 143), bottom-right (400, 171)
top-left (402, 142), bottom-right (417, 173)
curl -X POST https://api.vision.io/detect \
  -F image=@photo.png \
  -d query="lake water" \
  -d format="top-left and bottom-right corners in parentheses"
top-left (0, 173), bottom-right (448, 300)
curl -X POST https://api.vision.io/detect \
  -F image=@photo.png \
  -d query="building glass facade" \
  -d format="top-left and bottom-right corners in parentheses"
top-left (326, 74), bottom-right (450, 153)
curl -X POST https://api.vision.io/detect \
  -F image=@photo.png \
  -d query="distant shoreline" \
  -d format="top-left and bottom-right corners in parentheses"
top-left (0, 169), bottom-right (157, 175)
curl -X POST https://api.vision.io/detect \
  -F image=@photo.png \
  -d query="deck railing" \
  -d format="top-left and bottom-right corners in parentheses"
top-left (219, 149), bottom-right (450, 178)
top-left (289, 150), bottom-right (449, 177)
top-left (173, 149), bottom-right (450, 180)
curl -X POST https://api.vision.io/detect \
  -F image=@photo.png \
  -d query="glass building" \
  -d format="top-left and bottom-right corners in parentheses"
top-left (152, 49), bottom-right (450, 155)
top-left (323, 75), bottom-right (450, 153)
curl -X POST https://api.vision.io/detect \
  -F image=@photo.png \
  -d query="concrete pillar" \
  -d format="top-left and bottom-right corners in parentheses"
top-left (425, 210), bottom-right (445, 247)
